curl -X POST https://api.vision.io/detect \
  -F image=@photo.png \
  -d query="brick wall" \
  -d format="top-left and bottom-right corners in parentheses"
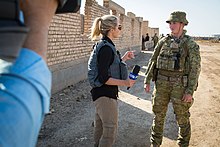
top-left (48, 0), bottom-right (159, 93)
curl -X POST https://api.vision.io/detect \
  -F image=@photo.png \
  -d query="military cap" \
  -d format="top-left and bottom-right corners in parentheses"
top-left (166, 11), bottom-right (188, 25)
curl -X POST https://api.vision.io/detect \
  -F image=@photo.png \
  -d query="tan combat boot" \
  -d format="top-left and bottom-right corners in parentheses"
top-left (151, 144), bottom-right (160, 147)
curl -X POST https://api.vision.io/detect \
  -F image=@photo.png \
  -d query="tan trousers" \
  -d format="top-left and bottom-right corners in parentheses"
top-left (94, 96), bottom-right (118, 147)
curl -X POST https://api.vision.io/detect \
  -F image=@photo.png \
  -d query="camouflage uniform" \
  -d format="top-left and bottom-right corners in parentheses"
top-left (152, 34), bottom-right (159, 48)
top-left (144, 11), bottom-right (201, 147)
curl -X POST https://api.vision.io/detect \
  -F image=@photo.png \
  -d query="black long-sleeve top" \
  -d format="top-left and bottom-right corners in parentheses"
top-left (91, 36), bottom-right (119, 101)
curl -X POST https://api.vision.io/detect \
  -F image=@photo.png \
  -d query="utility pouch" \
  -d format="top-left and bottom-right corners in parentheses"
top-left (174, 52), bottom-right (181, 70)
top-left (170, 41), bottom-right (179, 49)
top-left (182, 75), bottom-right (188, 87)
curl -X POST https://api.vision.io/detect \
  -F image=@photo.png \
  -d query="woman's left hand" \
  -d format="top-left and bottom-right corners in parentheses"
top-left (122, 51), bottom-right (135, 61)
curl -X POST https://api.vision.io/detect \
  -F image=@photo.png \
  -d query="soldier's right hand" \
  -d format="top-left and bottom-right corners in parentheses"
top-left (144, 84), bottom-right (150, 93)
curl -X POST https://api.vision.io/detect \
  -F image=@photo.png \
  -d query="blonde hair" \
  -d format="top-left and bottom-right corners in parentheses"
top-left (90, 15), bottom-right (118, 41)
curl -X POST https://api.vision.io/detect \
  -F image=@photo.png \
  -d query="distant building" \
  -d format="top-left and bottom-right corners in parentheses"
top-left (213, 34), bottom-right (220, 38)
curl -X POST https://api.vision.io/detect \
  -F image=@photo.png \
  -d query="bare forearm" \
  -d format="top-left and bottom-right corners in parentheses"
top-left (21, 0), bottom-right (58, 61)
top-left (105, 77), bottom-right (128, 86)
top-left (23, 26), bottom-right (49, 60)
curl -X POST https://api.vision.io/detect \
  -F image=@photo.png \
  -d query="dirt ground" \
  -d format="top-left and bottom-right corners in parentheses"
top-left (37, 41), bottom-right (220, 147)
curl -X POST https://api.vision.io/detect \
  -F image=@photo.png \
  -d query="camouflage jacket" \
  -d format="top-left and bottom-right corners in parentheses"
top-left (144, 31), bottom-right (201, 95)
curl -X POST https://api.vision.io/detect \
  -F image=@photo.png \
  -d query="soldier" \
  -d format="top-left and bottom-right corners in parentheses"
top-left (144, 11), bottom-right (201, 147)
top-left (152, 33), bottom-right (159, 48)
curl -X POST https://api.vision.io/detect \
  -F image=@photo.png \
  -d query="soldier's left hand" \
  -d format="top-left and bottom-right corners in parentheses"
top-left (182, 94), bottom-right (193, 103)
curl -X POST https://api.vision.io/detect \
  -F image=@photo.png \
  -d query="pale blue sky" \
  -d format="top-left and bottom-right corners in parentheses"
top-left (81, 0), bottom-right (220, 37)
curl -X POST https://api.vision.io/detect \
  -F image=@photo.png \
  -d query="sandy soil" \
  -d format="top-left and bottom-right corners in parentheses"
top-left (37, 41), bottom-right (220, 147)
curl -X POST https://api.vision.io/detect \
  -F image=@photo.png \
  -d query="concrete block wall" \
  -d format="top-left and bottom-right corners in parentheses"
top-left (48, 0), bottom-right (159, 93)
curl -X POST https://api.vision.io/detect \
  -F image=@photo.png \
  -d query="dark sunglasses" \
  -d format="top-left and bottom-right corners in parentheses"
top-left (118, 25), bottom-right (122, 30)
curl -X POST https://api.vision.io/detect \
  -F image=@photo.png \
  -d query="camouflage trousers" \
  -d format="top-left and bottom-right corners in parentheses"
top-left (151, 77), bottom-right (193, 147)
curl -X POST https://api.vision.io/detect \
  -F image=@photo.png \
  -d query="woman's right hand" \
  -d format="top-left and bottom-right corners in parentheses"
top-left (125, 79), bottom-right (136, 87)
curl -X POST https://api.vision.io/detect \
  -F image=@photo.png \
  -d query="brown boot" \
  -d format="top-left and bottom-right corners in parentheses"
top-left (151, 144), bottom-right (160, 147)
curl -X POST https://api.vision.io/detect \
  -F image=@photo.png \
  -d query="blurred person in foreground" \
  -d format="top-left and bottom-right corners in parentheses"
top-left (144, 11), bottom-right (201, 147)
top-left (88, 15), bottom-right (136, 147)
top-left (0, 0), bottom-right (58, 146)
